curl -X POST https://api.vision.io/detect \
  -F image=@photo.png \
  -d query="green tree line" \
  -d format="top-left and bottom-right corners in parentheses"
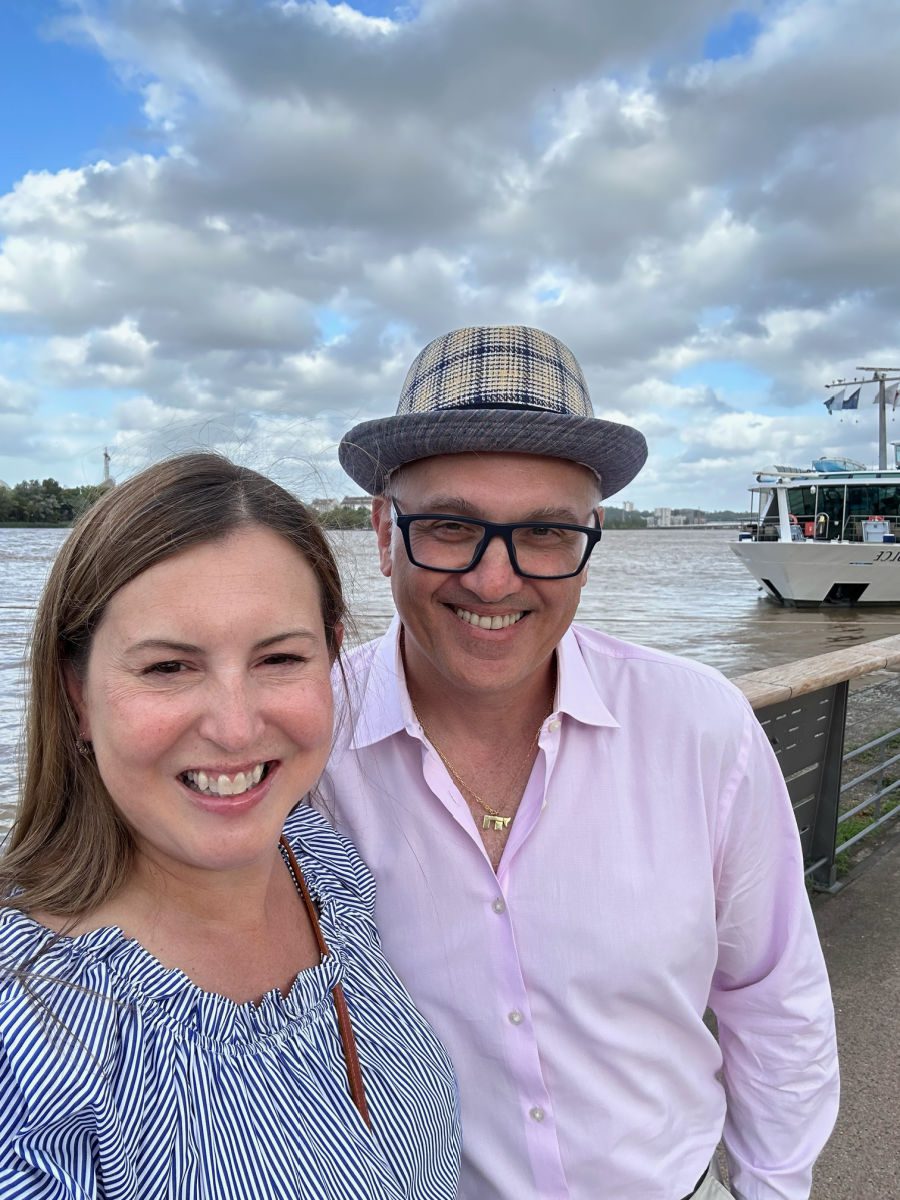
top-left (0, 479), bottom-right (110, 525)
top-left (315, 505), bottom-right (372, 530)
top-left (315, 505), bottom-right (751, 532)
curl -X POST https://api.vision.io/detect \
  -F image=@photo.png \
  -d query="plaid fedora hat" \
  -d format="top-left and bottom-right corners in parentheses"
top-left (338, 325), bottom-right (647, 500)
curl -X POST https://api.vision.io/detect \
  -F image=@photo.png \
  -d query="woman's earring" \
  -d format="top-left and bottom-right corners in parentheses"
top-left (75, 735), bottom-right (93, 757)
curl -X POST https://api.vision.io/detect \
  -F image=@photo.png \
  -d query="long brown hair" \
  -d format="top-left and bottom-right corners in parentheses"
top-left (1, 453), bottom-right (345, 918)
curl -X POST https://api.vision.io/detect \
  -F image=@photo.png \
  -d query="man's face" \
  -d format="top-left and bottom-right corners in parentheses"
top-left (373, 452), bottom-right (600, 702)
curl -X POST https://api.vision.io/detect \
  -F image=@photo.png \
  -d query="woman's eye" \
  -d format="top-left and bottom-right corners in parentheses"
top-left (261, 653), bottom-right (305, 667)
top-left (144, 661), bottom-right (185, 676)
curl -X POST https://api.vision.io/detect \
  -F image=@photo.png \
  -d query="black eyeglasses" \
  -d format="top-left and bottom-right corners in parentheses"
top-left (391, 499), bottom-right (602, 579)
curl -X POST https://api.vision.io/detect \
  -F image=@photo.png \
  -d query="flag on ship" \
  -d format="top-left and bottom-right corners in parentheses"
top-left (843, 387), bottom-right (860, 409)
top-left (824, 388), bottom-right (845, 413)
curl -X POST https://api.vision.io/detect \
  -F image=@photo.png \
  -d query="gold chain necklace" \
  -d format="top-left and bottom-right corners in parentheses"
top-left (412, 701), bottom-right (547, 832)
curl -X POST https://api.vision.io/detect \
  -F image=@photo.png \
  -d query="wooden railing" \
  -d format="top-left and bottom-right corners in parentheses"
top-left (732, 635), bottom-right (900, 890)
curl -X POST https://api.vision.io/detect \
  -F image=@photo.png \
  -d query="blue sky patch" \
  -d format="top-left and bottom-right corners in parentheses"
top-left (703, 10), bottom-right (762, 62)
top-left (0, 2), bottom-right (148, 192)
top-left (315, 307), bottom-right (357, 343)
top-left (535, 285), bottom-right (562, 304)
top-left (674, 359), bottom-right (770, 395)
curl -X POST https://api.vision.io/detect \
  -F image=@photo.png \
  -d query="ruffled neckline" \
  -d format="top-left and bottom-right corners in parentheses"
top-left (0, 807), bottom-right (363, 1048)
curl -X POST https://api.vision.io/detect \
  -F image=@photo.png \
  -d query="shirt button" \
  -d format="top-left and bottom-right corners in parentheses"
top-left (491, 897), bottom-right (506, 914)
top-left (529, 1106), bottom-right (546, 1122)
top-left (547, 718), bottom-right (561, 732)
top-left (508, 1010), bottom-right (524, 1025)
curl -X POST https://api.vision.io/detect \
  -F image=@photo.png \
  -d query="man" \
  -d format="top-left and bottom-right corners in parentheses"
top-left (324, 325), bottom-right (838, 1200)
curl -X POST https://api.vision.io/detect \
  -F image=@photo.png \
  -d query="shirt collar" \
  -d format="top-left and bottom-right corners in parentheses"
top-left (349, 615), bottom-right (412, 749)
top-left (349, 616), bottom-right (619, 750)
top-left (555, 626), bottom-right (620, 730)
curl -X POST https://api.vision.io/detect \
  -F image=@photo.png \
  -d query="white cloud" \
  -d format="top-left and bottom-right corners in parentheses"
top-left (0, 0), bottom-right (899, 507)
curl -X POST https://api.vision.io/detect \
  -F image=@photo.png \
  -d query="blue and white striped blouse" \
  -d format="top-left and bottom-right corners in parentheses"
top-left (0, 805), bottom-right (461, 1199)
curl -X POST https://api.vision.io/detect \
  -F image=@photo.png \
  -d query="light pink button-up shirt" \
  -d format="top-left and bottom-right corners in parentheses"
top-left (322, 619), bottom-right (839, 1200)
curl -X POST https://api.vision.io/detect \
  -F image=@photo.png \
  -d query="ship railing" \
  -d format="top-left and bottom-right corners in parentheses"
top-left (847, 515), bottom-right (900, 542)
top-left (738, 516), bottom-right (782, 542)
top-left (732, 635), bottom-right (900, 892)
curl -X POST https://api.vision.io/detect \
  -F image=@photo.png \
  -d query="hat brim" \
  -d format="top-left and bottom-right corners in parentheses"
top-left (338, 408), bottom-right (648, 501)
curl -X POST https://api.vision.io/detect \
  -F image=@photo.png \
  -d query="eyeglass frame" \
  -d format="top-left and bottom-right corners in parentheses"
top-left (390, 499), bottom-right (603, 580)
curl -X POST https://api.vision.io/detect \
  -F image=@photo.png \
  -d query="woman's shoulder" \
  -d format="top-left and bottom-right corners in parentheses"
top-left (282, 804), bottom-right (376, 918)
top-left (0, 908), bottom-right (127, 1128)
top-left (0, 905), bottom-right (81, 999)
top-left (0, 905), bottom-right (123, 1033)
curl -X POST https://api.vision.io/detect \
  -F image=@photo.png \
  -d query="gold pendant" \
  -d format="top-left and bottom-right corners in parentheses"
top-left (482, 814), bottom-right (512, 832)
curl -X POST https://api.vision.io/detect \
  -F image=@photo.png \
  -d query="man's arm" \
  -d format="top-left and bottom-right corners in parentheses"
top-left (709, 705), bottom-right (839, 1200)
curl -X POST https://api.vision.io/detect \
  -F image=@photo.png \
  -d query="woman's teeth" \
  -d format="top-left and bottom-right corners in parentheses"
top-left (182, 763), bottom-right (267, 796)
top-left (455, 608), bottom-right (524, 630)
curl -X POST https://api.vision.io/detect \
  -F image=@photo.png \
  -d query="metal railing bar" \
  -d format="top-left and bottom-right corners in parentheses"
top-left (804, 855), bottom-right (829, 879)
top-left (733, 636), bottom-right (900, 887)
top-left (843, 726), bottom-right (900, 763)
top-left (835, 804), bottom-right (900, 854)
top-left (838, 778), bottom-right (900, 824)
top-left (839, 750), bottom-right (900, 793)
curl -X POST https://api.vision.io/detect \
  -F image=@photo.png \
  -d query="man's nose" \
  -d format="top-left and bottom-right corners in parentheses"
top-left (196, 677), bottom-right (265, 751)
top-left (461, 533), bottom-right (521, 599)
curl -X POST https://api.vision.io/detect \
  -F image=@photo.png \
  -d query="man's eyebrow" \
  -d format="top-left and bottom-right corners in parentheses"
top-left (126, 631), bottom-right (318, 655)
top-left (412, 497), bottom-right (591, 523)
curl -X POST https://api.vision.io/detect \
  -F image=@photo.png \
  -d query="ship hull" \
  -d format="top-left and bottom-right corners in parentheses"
top-left (730, 540), bottom-right (900, 605)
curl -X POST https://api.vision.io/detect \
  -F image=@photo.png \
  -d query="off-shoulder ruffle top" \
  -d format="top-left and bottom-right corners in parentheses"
top-left (0, 805), bottom-right (460, 1199)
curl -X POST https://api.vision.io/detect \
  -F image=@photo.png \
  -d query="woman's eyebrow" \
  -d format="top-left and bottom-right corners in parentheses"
top-left (127, 630), bottom-right (318, 655)
top-left (254, 630), bottom-right (318, 649)
top-left (127, 638), bottom-right (202, 655)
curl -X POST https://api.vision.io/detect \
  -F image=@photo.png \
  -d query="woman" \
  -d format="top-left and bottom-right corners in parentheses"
top-left (0, 454), bottom-right (460, 1199)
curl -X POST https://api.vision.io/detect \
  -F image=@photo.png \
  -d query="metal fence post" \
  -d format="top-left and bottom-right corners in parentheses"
top-left (753, 681), bottom-right (848, 890)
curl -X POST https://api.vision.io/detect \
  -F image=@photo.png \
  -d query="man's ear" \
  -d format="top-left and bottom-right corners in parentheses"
top-left (334, 621), bottom-right (345, 653)
top-left (596, 506), bottom-right (605, 527)
top-left (371, 496), bottom-right (393, 578)
top-left (64, 664), bottom-right (90, 740)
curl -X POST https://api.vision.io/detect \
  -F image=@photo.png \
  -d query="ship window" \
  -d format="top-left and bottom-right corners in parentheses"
top-left (844, 486), bottom-right (900, 539)
top-left (815, 487), bottom-right (845, 540)
top-left (787, 490), bottom-right (816, 519)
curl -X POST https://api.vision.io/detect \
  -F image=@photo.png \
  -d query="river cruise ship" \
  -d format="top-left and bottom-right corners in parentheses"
top-left (731, 372), bottom-right (900, 605)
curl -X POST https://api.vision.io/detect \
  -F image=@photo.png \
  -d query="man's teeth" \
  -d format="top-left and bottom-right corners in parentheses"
top-left (455, 608), bottom-right (525, 630)
top-left (183, 763), bottom-right (267, 797)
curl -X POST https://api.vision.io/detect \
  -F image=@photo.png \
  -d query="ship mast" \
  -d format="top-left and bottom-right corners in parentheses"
top-left (825, 368), bottom-right (900, 469)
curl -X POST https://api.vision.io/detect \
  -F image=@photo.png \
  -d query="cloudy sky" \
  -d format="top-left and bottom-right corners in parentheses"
top-left (1, 0), bottom-right (899, 509)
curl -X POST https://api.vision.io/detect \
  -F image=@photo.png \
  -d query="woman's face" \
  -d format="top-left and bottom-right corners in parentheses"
top-left (69, 524), bottom-right (338, 881)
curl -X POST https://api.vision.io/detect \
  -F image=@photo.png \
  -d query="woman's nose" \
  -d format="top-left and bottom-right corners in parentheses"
top-left (196, 677), bottom-right (265, 751)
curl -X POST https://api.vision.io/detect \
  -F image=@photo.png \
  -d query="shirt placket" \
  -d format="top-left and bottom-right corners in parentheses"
top-left (421, 722), bottom-right (571, 1199)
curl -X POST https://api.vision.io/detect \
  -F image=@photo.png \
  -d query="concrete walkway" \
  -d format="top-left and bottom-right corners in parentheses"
top-left (810, 835), bottom-right (900, 1199)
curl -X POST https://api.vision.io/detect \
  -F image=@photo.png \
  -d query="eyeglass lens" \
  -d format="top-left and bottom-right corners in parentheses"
top-left (406, 517), bottom-right (589, 577)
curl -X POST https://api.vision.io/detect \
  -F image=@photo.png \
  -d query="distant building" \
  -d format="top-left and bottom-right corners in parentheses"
top-left (646, 506), bottom-right (708, 528)
top-left (621, 501), bottom-right (635, 513)
top-left (309, 497), bottom-right (338, 512)
top-left (340, 495), bottom-right (373, 511)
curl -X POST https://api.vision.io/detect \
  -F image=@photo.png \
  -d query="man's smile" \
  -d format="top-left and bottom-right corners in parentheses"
top-left (452, 607), bottom-right (526, 630)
